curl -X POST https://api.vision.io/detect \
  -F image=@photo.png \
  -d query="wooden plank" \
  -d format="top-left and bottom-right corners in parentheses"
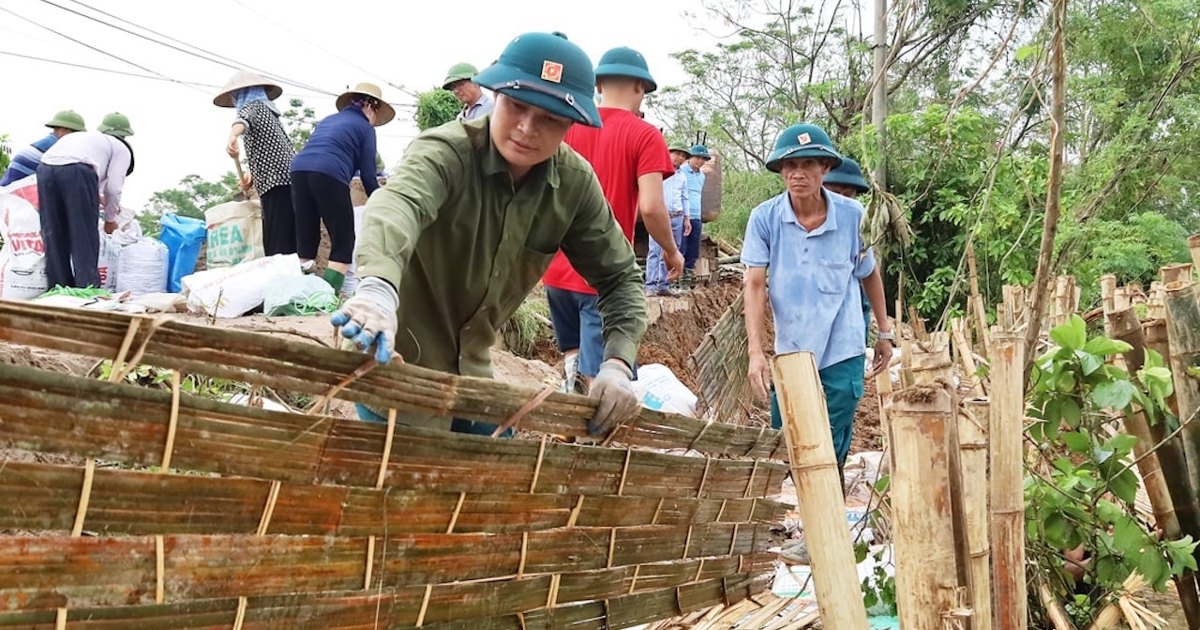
top-left (0, 527), bottom-right (774, 611)
top-left (0, 301), bottom-right (783, 459)
top-left (0, 364), bottom-right (787, 500)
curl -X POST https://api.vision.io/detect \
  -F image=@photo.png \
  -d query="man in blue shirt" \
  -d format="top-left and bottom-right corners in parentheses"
top-left (679, 143), bottom-right (709, 290)
top-left (1, 111), bottom-right (86, 186)
top-left (742, 123), bottom-right (894, 475)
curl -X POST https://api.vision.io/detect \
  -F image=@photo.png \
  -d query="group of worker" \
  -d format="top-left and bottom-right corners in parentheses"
top-left (0, 30), bottom-right (893, 474)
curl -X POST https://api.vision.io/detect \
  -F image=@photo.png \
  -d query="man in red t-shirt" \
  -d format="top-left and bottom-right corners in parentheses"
top-left (542, 46), bottom-right (683, 392)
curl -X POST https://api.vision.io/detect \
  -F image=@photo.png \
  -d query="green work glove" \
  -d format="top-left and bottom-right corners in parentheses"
top-left (588, 359), bottom-right (639, 436)
top-left (330, 277), bottom-right (399, 364)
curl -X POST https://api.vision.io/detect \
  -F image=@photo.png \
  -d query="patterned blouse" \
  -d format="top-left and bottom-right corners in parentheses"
top-left (235, 100), bottom-right (294, 195)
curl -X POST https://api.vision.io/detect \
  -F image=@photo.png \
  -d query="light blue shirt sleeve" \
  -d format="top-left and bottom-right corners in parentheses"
top-left (741, 204), bottom-right (772, 267)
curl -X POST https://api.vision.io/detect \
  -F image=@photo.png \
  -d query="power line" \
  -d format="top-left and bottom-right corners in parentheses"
top-left (0, 5), bottom-right (207, 95)
top-left (47, 0), bottom-right (336, 97)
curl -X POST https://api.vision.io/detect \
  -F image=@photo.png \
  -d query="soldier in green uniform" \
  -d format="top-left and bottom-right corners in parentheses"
top-left (332, 32), bottom-right (645, 438)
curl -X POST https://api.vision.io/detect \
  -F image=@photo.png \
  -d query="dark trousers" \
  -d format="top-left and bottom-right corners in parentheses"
top-left (260, 185), bottom-right (297, 256)
top-left (291, 170), bottom-right (354, 264)
top-left (683, 218), bottom-right (703, 270)
top-left (36, 163), bottom-right (101, 288)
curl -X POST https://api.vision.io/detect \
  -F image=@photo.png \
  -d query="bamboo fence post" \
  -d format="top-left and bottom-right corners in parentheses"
top-left (1163, 263), bottom-right (1193, 286)
top-left (966, 241), bottom-right (991, 359)
top-left (1100, 274), bottom-right (1118, 336)
top-left (889, 383), bottom-right (962, 629)
top-left (772, 352), bottom-right (868, 629)
top-left (962, 398), bottom-right (992, 630)
top-left (1108, 308), bottom-right (1200, 625)
top-left (1189, 235), bottom-right (1200, 275)
top-left (1149, 281), bottom-right (1166, 320)
top-left (1164, 280), bottom-right (1200, 498)
top-left (952, 318), bottom-right (986, 397)
top-left (989, 328), bottom-right (1027, 630)
top-left (1037, 580), bottom-right (1073, 630)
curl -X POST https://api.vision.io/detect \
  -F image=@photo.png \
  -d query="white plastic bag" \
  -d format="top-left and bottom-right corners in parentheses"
top-left (182, 253), bottom-right (301, 318)
top-left (0, 177), bottom-right (48, 300)
top-left (98, 213), bottom-right (142, 290)
top-left (205, 200), bottom-right (264, 268)
top-left (630, 363), bottom-right (698, 416)
top-left (115, 238), bottom-right (169, 295)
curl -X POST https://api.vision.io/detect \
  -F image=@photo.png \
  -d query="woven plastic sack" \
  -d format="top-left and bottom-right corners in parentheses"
top-left (116, 238), bottom-right (169, 295)
top-left (205, 200), bottom-right (264, 268)
top-left (262, 275), bottom-right (338, 316)
top-left (182, 253), bottom-right (300, 318)
top-left (0, 177), bottom-right (47, 299)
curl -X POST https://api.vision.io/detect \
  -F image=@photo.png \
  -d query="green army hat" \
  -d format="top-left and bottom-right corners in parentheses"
top-left (689, 144), bottom-right (712, 160)
top-left (45, 110), bottom-right (86, 132)
top-left (765, 122), bottom-right (841, 173)
top-left (97, 112), bottom-right (134, 138)
top-left (668, 143), bottom-right (692, 156)
top-left (441, 63), bottom-right (479, 89)
top-left (594, 46), bottom-right (657, 92)
top-left (824, 157), bottom-right (870, 193)
top-left (473, 32), bottom-right (601, 128)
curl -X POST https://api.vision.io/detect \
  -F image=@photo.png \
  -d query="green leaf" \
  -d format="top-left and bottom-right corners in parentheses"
top-left (1060, 398), bottom-right (1082, 428)
top-left (1015, 43), bottom-right (1039, 61)
top-left (1109, 469), bottom-right (1140, 503)
top-left (1112, 516), bottom-right (1144, 556)
top-left (1043, 513), bottom-right (1069, 547)
top-left (1076, 350), bottom-right (1103, 376)
top-left (1083, 336), bottom-right (1133, 357)
top-left (1050, 315), bottom-right (1087, 351)
top-left (1055, 370), bottom-right (1077, 394)
top-left (1061, 431), bottom-right (1091, 454)
top-left (1138, 548), bottom-right (1170, 590)
top-left (1104, 434), bottom-right (1140, 456)
top-left (1093, 380), bottom-right (1137, 410)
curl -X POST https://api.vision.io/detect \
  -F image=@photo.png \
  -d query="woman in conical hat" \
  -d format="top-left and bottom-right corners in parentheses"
top-left (214, 70), bottom-right (296, 257)
top-left (290, 82), bottom-right (393, 293)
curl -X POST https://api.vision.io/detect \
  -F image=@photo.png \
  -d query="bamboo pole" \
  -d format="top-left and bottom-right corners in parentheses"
top-left (1100, 275), bottom-right (1118, 335)
top-left (966, 241), bottom-right (991, 359)
top-left (1189, 235), bottom-right (1200, 275)
top-left (952, 318), bottom-right (986, 397)
top-left (890, 383), bottom-right (961, 629)
top-left (1163, 281), bottom-right (1200, 499)
top-left (772, 352), bottom-right (869, 629)
top-left (1108, 308), bottom-right (1200, 626)
top-left (1149, 281), bottom-right (1166, 320)
top-left (1163, 263), bottom-right (1193, 286)
top-left (1037, 580), bottom-right (1073, 630)
top-left (989, 328), bottom-right (1027, 630)
top-left (962, 398), bottom-right (992, 630)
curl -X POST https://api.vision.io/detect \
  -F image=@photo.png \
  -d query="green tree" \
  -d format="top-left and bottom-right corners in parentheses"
top-left (0, 134), bottom-right (10, 175)
top-left (414, 88), bottom-right (461, 131)
top-left (138, 172), bottom-right (240, 236)
top-left (280, 98), bottom-right (317, 151)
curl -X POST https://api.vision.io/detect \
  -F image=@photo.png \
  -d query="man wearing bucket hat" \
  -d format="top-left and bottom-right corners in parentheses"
top-left (215, 70), bottom-right (297, 256)
top-left (741, 122), bottom-right (893, 478)
top-left (0, 110), bottom-right (86, 186)
top-left (291, 82), bottom-right (394, 292)
top-left (645, 143), bottom-right (693, 296)
top-left (541, 45), bottom-right (683, 393)
top-left (823, 157), bottom-right (876, 336)
top-left (331, 32), bottom-right (646, 438)
top-left (680, 142), bottom-right (711, 290)
top-left (442, 63), bottom-right (494, 122)
top-left (36, 112), bottom-right (134, 288)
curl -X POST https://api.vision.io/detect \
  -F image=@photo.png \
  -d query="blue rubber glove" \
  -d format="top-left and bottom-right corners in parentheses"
top-left (588, 359), bottom-right (639, 436)
top-left (330, 276), bottom-right (399, 364)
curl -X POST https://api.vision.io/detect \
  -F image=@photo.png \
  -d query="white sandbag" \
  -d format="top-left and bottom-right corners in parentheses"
top-left (341, 205), bottom-right (368, 295)
top-left (630, 363), bottom-right (698, 417)
top-left (182, 253), bottom-right (300, 318)
top-left (115, 238), bottom-right (169, 295)
top-left (97, 213), bottom-right (142, 290)
top-left (0, 177), bottom-right (48, 300)
top-left (205, 200), bottom-right (264, 268)
top-left (262, 274), bottom-right (338, 316)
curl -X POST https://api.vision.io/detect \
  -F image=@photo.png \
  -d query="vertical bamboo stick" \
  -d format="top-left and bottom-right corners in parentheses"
top-left (1163, 263), bottom-right (1193, 286)
top-left (966, 241), bottom-right (991, 359)
top-left (1189, 234), bottom-right (1200, 277)
top-left (952, 318), bottom-right (986, 397)
top-left (772, 352), bottom-right (869, 629)
top-left (1149, 281), bottom-right (1166, 320)
top-left (890, 383), bottom-right (961, 629)
top-left (1108, 308), bottom-right (1200, 626)
top-left (1164, 281), bottom-right (1200, 498)
top-left (962, 397), bottom-right (992, 630)
top-left (989, 328), bottom-right (1027, 630)
top-left (1100, 275), bottom-right (1118, 336)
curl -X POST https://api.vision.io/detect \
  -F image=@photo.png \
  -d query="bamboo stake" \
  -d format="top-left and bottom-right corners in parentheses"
top-left (772, 352), bottom-right (869, 629)
top-left (1037, 580), bottom-right (1073, 630)
top-left (989, 328), bottom-right (1027, 630)
top-left (1163, 263), bottom-right (1193, 286)
top-left (1100, 275), bottom-right (1118, 335)
top-left (962, 398), bottom-right (992, 630)
top-left (966, 241), bottom-right (990, 359)
top-left (1189, 235), bottom-right (1200, 276)
top-left (1163, 281), bottom-right (1200, 500)
top-left (890, 383), bottom-right (962, 629)
top-left (951, 318), bottom-right (986, 397)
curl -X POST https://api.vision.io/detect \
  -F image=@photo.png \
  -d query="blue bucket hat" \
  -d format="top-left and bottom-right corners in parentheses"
top-left (689, 144), bottom-right (712, 160)
top-left (594, 46), bottom-right (657, 92)
top-left (823, 157), bottom-right (869, 193)
top-left (765, 123), bottom-right (842, 172)
top-left (473, 32), bottom-right (601, 128)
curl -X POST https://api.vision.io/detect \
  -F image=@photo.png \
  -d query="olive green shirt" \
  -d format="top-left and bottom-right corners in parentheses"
top-left (356, 117), bottom-right (647, 378)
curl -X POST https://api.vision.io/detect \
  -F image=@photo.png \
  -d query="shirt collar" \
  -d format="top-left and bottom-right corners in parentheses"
top-left (780, 188), bottom-right (838, 234)
top-left (476, 119), bottom-right (560, 189)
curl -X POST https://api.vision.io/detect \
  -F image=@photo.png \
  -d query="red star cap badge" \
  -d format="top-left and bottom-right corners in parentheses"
top-left (541, 60), bottom-right (564, 83)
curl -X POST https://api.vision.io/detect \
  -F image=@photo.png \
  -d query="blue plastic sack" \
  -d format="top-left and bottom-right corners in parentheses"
top-left (158, 213), bottom-right (206, 293)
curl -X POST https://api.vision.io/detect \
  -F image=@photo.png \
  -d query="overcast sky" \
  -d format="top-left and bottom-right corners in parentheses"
top-left (1, 0), bottom-right (725, 210)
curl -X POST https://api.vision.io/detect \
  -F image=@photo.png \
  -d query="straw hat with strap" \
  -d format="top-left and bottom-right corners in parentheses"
top-left (213, 70), bottom-right (283, 107)
top-left (335, 82), bottom-right (396, 127)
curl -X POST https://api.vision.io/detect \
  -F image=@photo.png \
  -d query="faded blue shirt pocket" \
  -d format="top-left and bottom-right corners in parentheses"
top-left (817, 259), bottom-right (851, 294)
